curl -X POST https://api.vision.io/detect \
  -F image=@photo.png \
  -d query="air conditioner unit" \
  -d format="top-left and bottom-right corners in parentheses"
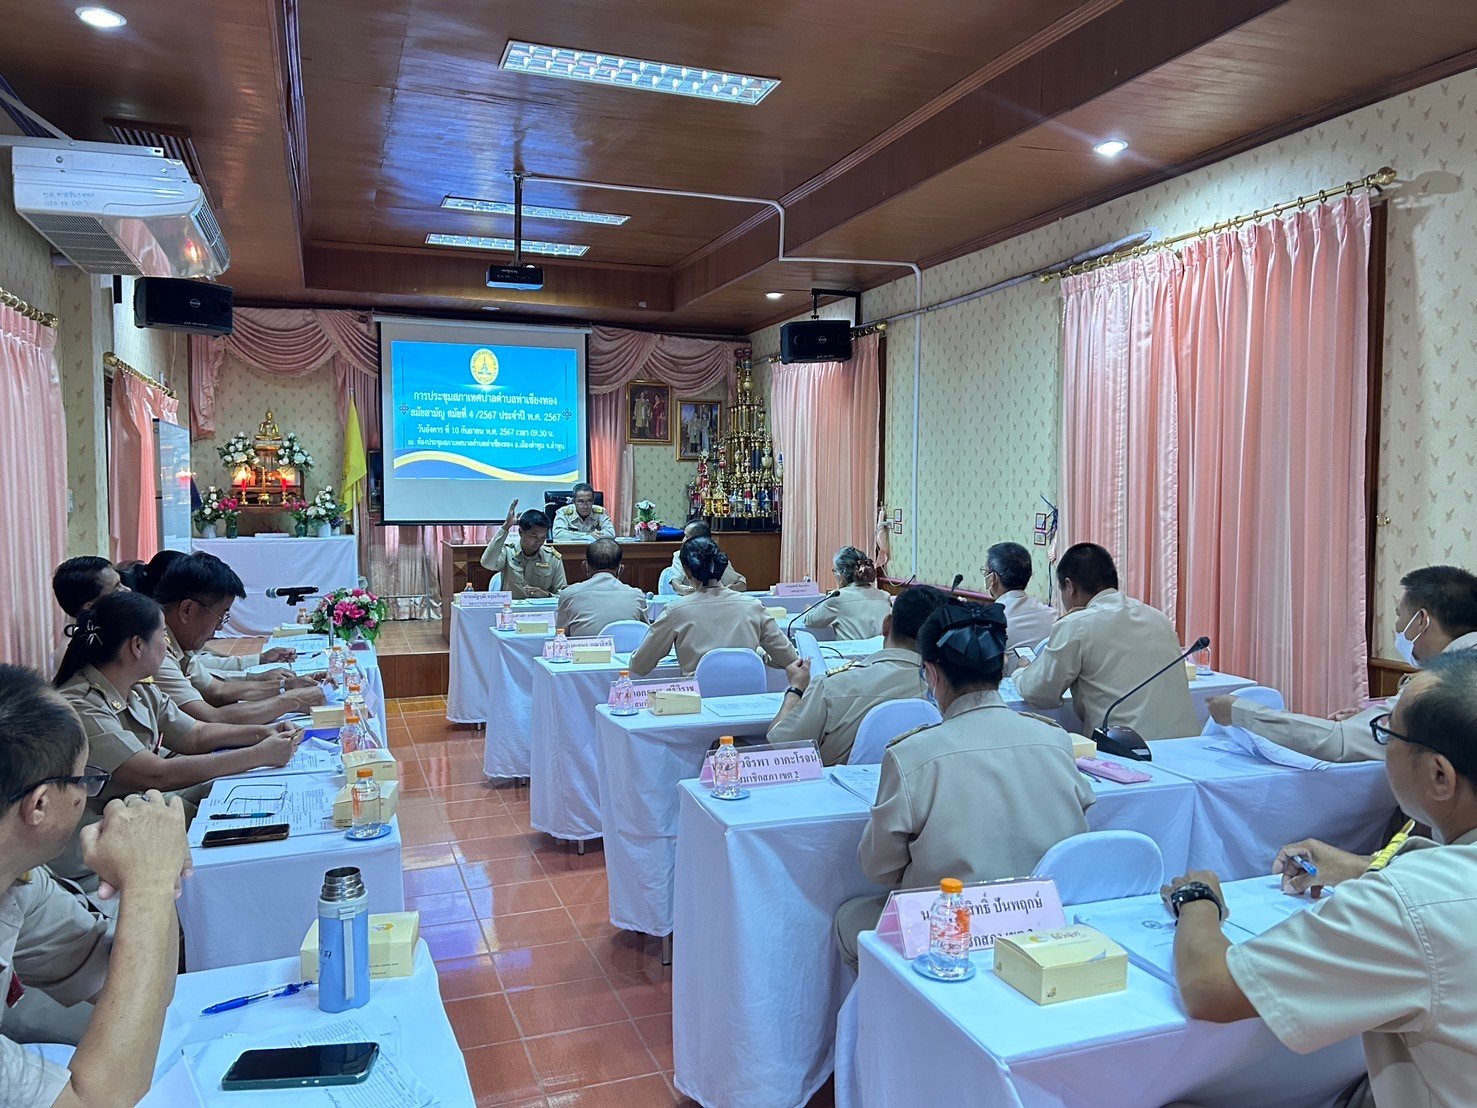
top-left (10, 142), bottom-right (229, 278)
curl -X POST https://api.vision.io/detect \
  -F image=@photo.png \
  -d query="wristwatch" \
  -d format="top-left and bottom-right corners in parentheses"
top-left (1168, 881), bottom-right (1225, 922)
top-left (785, 686), bottom-right (806, 699)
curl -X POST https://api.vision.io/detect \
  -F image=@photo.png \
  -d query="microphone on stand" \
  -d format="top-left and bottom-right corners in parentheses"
top-left (787, 590), bottom-right (842, 642)
top-left (1092, 636), bottom-right (1210, 762)
top-left (949, 573), bottom-right (965, 595)
top-left (266, 585), bottom-right (321, 607)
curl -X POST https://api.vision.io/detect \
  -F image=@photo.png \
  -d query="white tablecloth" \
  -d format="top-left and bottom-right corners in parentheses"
top-left (479, 626), bottom-right (554, 778)
top-left (1001, 669), bottom-right (1256, 735)
top-left (146, 943), bottom-right (472, 1107)
top-left (193, 535), bottom-right (360, 637)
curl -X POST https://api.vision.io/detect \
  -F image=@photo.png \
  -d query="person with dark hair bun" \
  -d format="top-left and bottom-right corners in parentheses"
top-left (669, 520), bottom-right (747, 596)
top-left (802, 545), bottom-right (891, 640)
top-left (480, 498), bottom-right (567, 598)
top-left (630, 537), bottom-right (796, 677)
top-left (833, 600), bottom-right (1093, 971)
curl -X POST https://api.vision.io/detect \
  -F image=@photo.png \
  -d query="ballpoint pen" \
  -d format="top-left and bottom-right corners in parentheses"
top-left (202, 980), bottom-right (314, 1015)
top-left (209, 812), bottom-right (276, 820)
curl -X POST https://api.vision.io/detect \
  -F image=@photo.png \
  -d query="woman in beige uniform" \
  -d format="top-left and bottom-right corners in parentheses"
top-left (52, 591), bottom-right (296, 890)
top-left (630, 537), bottom-right (797, 677)
top-left (804, 546), bottom-right (892, 640)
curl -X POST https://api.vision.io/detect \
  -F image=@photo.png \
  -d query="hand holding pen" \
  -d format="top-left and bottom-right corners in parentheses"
top-left (1273, 838), bottom-right (1371, 898)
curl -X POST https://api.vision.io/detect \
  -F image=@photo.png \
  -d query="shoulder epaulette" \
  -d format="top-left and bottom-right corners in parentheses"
top-left (888, 722), bottom-right (939, 747)
top-left (1018, 710), bottom-right (1067, 730)
top-left (546, 545), bottom-right (564, 559)
top-left (592, 505), bottom-right (607, 515)
top-left (825, 660), bottom-right (858, 677)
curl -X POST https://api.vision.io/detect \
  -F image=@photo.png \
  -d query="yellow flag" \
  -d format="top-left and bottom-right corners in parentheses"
top-left (342, 393), bottom-right (369, 513)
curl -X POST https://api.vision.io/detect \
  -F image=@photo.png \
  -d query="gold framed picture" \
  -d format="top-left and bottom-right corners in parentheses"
top-left (625, 380), bottom-right (672, 445)
top-left (676, 398), bottom-right (723, 460)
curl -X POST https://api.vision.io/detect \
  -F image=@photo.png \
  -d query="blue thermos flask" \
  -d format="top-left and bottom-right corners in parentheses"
top-left (318, 865), bottom-right (370, 1013)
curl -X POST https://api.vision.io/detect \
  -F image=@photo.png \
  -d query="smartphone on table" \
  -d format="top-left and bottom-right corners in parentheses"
top-left (220, 1042), bottom-right (379, 1090)
top-left (200, 823), bottom-right (290, 848)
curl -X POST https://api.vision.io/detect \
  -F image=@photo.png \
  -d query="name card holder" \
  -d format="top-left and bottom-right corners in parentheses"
top-left (877, 877), bottom-right (1065, 959)
top-left (698, 740), bottom-right (824, 789)
top-left (459, 590), bottom-right (512, 609)
top-left (773, 581), bottom-right (823, 598)
top-left (612, 678), bottom-right (700, 710)
top-left (569, 636), bottom-right (616, 664)
top-left (516, 617), bottom-right (555, 635)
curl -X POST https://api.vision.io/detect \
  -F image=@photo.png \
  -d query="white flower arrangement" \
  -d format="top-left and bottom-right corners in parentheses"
top-left (216, 433), bottom-right (253, 467)
top-left (193, 486), bottom-right (241, 525)
top-left (281, 432), bottom-right (315, 469)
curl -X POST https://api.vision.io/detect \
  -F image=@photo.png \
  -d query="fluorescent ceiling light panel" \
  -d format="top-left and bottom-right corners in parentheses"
top-left (425, 233), bottom-right (588, 257)
top-left (440, 196), bottom-right (628, 225)
top-left (501, 41), bottom-right (779, 105)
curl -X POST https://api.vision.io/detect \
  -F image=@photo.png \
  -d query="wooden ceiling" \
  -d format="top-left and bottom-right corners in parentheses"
top-left (3, 0), bottom-right (1476, 333)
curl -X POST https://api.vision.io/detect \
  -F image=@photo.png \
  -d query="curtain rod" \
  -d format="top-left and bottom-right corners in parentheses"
top-left (0, 285), bottom-right (58, 327)
top-left (103, 351), bottom-right (176, 399)
top-left (1042, 165), bottom-right (1398, 282)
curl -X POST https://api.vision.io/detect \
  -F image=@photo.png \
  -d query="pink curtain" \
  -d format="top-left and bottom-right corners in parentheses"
top-left (0, 309), bottom-right (68, 668)
top-left (770, 332), bottom-right (881, 582)
top-left (108, 372), bottom-right (179, 563)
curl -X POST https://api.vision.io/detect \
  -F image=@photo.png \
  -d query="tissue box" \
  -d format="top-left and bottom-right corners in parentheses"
top-left (572, 646), bottom-right (613, 664)
top-left (342, 747), bottom-right (397, 784)
top-left (765, 606), bottom-right (789, 621)
top-left (311, 705), bottom-right (345, 729)
top-left (331, 779), bottom-right (399, 827)
top-left (300, 912), bottom-right (419, 981)
top-left (274, 624), bottom-right (313, 637)
top-left (1071, 736), bottom-right (1098, 760)
top-left (648, 690), bottom-right (702, 716)
top-left (994, 925), bottom-right (1128, 1005)
top-left (1184, 660), bottom-right (1198, 681)
top-left (517, 619), bottom-right (553, 634)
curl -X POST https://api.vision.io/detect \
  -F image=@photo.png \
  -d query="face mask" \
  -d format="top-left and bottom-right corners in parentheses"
top-left (1394, 610), bottom-right (1427, 667)
top-left (920, 664), bottom-right (937, 706)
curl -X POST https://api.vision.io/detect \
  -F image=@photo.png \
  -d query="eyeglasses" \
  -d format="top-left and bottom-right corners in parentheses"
top-left (1369, 711), bottom-right (1437, 754)
top-left (194, 598), bottom-right (233, 629)
top-left (6, 764), bottom-right (111, 805)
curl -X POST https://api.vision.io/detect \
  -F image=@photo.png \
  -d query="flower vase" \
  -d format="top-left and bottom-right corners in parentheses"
top-left (294, 522), bottom-right (307, 538)
top-left (225, 518), bottom-right (239, 539)
top-left (200, 522), bottom-right (218, 540)
top-left (315, 522), bottom-right (333, 538)
top-left (332, 522), bottom-right (345, 536)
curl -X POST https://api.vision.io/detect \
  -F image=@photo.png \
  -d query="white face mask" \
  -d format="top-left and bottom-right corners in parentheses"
top-left (1394, 610), bottom-right (1428, 667)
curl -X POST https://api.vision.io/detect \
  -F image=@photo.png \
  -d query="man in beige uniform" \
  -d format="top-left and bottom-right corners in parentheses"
top-left (769, 586), bottom-right (948, 764)
top-left (982, 541), bottom-right (1057, 651)
top-left (1165, 651), bottom-right (1477, 1108)
top-left (669, 521), bottom-right (747, 596)
top-left (481, 501), bottom-right (567, 599)
top-left (1015, 542), bottom-right (1197, 740)
top-left (1, 664), bottom-right (190, 1107)
top-left (550, 483), bottom-right (616, 543)
top-left (1208, 565), bottom-right (1477, 763)
top-left (834, 602), bottom-right (1094, 969)
top-left (555, 539), bottom-right (648, 639)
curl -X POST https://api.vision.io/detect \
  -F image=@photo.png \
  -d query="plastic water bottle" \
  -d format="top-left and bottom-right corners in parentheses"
top-left (497, 601), bottom-right (513, 631)
top-left (550, 627), bottom-right (571, 664)
top-left (327, 643), bottom-right (346, 688)
top-left (338, 700), bottom-right (366, 756)
top-left (711, 735), bottom-right (745, 800)
top-left (924, 878), bottom-right (972, 979)
top-left (317, 866), bottom-right (370, 1012)
top-left (611, 670), bottom-right (637, 716)
top-left (346, 768), bottom-right (385, 840)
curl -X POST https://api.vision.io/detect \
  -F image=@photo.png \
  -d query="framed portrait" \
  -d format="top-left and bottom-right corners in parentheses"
top-left (675, 398), bottom-right (723, 460)
top-left (625, 381), bottom-right (672, 445)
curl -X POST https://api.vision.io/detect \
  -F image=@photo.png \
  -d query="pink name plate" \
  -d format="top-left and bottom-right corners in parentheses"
top-left (773, 581), bottom-right (822, 598)
top-left (611, 679), bottom-right (700, 709)
top-left (878, 877), bottom-right (1065, 959)
top-left (458, 590), bottom-right (512, 609)
top-left (698, 740), bottom-right (824, 788)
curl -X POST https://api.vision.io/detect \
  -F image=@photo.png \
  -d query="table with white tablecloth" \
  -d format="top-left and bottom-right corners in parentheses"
top-left (999, 669), bottom-right (1256, 735)
top-left (193, 535), bottom-right (359, 637)
top-left (146, 942), bottom-right (472, 1107)
top-left (254, 633), bottom-right (387, 726)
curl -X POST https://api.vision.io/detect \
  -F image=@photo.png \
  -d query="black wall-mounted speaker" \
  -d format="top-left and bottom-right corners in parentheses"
top-left (779, 319), bottom-right (852, 364)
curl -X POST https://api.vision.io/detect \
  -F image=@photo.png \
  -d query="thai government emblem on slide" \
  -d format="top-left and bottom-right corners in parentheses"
top-left (470, 347), bottom-right (499, 386)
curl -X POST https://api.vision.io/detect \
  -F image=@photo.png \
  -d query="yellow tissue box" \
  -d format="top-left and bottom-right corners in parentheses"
top-left (1071, 736), bottom-right (1098, 760)
top-left (765, 606), bottom-right (789, 621)
top-left (1184, 660), bottom-right (1198, 681)
top-left (994, 925), bottom-right (1128, 1005)
top-left (342, 747), bottom-right (397, 784)
top-left (274, 624), bottom-right (313, 637)
top-left (311, 705), bottom-right (345, 729)
top-left (300, 912), bottom-right (420, 982)
top-left (517, 619), bottom-right (553, 634)
top-left (648, 690), bottom-right (702, 716)
top-left (331, 779), bottom-right (399, 828)
top-left (572, 646), bottom-right (613, 664)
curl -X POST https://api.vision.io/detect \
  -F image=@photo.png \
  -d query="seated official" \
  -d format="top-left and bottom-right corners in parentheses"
top-left (550, 482), bottom-right (615, 543)
top-left (51, 592), bottom-right (295, 891)
top-left (1208, 564), bottom-right (1477, 763)
top-left (803, 546), bottom-right (892, 640)
top-left (770, 585), bottom-right (949, 765)
top-left (1, 664), bottom-right (190, 1108)
top-left (631, 537), bottom-right (795, 677)
top-left (1015, 542), bottom-right (1198, 740)
top-left (481, 500), bottom-right (567, 599)
top-left (555, 538), bottom-right (648, 639)
top-left (669, 521), bottom-right (747, 596)
top-left (1166, 651), bottom-right (1477, 1107)
top-left (833, 602), bottom-right (1094, 970)
top-left (982, 541), bottom-right (1056, 651)
top-left (150, 553), bottom-right (325, 724)
top-left (50, 558), bottom-right (125, 619)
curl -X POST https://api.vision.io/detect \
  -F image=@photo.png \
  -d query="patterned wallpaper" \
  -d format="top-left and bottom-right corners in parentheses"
top-left (627, 381), bottom-right (728, 529)
top-left (752, 69), bottom-right (1477, 655)
top-left (0, 159), bottom-right (57, 316)
top-left (53, 270), bottom-right (110, 554)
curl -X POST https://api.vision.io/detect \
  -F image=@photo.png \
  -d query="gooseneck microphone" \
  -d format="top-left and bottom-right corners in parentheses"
top-left (1092, 636), bottom-right (1210, 762)
top-left (266, 585), bottom-right (320, 606)
top-left (949, 573), bottom-right (965, 593)
top-left (787, 590), bottom-right (842, 642)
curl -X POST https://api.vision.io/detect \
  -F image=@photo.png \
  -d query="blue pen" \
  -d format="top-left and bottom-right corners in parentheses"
top-left (201, 980), bottom-right (314, 1015)
top-left (209, 812), bottom-right (276, 820)
top-left (1289, 854), bottom-right (1319, 877)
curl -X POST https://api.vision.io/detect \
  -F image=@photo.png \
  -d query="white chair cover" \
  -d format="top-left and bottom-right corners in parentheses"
top-left (847, 699), bottom-right (942, 765)
top-left (694, 648), bottom-right (767, 697)
top-left (601, 619), bottom-right (649, 652)
top-left (1032, 830), bottom-right (1164, 905)
top-left (793, 629), bottom-right (827, 673)
top-left (658, 566), bottom-right (682, 595)
top-left (1231, 685), bottom-right (1286, 711)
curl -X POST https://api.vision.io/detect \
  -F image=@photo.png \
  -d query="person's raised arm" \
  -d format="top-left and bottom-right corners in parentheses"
top-left (480, 499), bottom-right (519, 571)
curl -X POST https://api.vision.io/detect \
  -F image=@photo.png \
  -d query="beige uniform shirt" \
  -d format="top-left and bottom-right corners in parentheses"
top-left (1227, 829), bottom-right (1477, 1108)
top-left (669, 551), bottom-right (748, 596)
top-left (1014, 589), bottom-right (1198, 741)
top-left (555, 572), bottom-right (648, 641)
top-left (1231, 631), bottom-right (1477, 764)
top-left (630, 585), bottom-right (797, 677)
top-left (767, 647), bottom-right (927, 765)
top-left (995, 589), bottom-right (1058, 650)
top-left (858, 690), bottom-right (1094, 890)
top-left (550, 504), bottom-right (616, 543)
top-left (480, 526), bottom-right (568, 598)
top-left (190, 650), bottom-right (261, 680)
top-left (802, 584), bottom-right (892, 641)
top-left (153, 627), bottom-right (206, 707)
top-left (0, 871), bottom-right (111, 1107)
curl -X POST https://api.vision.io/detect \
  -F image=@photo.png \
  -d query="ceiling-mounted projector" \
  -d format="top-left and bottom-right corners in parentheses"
top-left (487, 263), bottom-right (543, 291)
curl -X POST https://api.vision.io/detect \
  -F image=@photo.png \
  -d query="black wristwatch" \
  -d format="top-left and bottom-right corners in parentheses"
top-left (785, 686), bottom-right (806, 699)
top-left (1168, 881), bottom-right (1225, 922)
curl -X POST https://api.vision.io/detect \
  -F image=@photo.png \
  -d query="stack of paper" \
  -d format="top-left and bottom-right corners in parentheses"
top-left (704, 693), bottom-right (785, 718)
top-left (830, 764), bottom-right (882, 804)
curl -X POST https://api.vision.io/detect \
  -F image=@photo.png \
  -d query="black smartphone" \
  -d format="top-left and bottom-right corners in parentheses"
top-left (220, 1042), bottom-right (379, 1091)
top-left (201, 823), bottom-right (291, 848)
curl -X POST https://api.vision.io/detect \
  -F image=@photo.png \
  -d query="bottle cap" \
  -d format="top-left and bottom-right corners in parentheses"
top-left (619, 669), bottom-right (630, 677)
top-left (940, 877), bottom-right (964, 895)
top-left (357, 767), bottom-right (374, 779)
top-left (719, 735), bottom-right (735, 746)
top-left (344, 703), bottom-right (360, 723)
top-left (556, 627), bottom-right (566, 634)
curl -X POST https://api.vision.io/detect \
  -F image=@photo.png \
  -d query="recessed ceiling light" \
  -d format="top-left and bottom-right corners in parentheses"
top-left (1093, 139), bottom-right (1128, 158)
top-left (765, 292), bottom-right (784, 300)
top-left (75, 5), bottom-right (126, 27)
top-left (425, 233), bottom-right (588, 257)
top-left (442, 196), bottom-right (629, 226)
top-left (501, 41), bottom-right (779, 106)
